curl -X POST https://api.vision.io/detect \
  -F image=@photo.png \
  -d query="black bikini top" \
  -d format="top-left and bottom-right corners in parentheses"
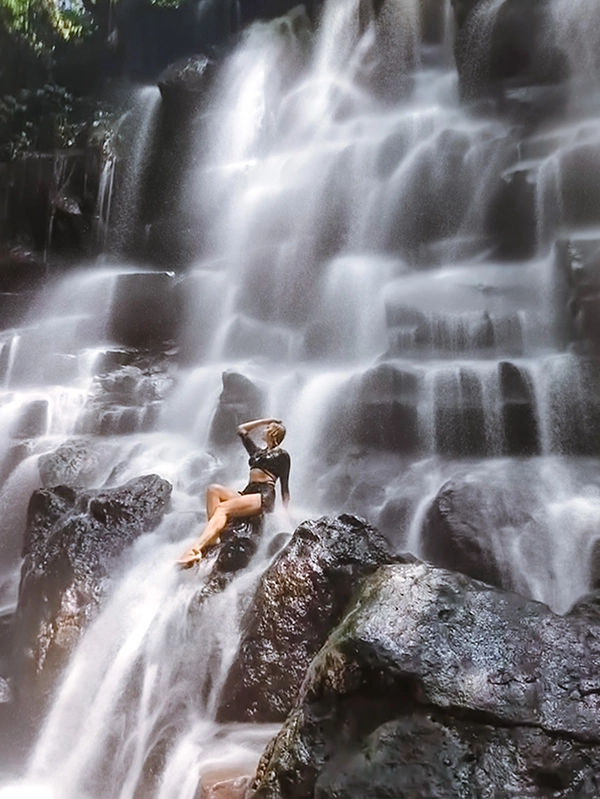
top-left (239, 430), bottom-right (291, 501)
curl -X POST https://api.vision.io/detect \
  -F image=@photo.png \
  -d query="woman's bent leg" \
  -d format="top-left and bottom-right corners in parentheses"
top-left (206, 484), bottom-right (237, 520)
top-left (178, 493), bottom-right (262, 566)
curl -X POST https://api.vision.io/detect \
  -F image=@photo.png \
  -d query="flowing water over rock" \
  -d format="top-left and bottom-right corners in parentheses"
top-left (3, 0), bottom-right (600, 794)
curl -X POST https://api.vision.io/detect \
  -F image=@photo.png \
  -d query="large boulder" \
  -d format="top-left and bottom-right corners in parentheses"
top-left (249, 563), bottom-right (600, 799)
top-left (217, 515), bottom-right (406, 723)
top-left (13, 474), bottom-right (172, 708)
top-left (38, 438), bottom-right (117, 489)
top-left (158, 55), bottom-right (216, 112)
top-left (421, 472), bottom-right (510, 590)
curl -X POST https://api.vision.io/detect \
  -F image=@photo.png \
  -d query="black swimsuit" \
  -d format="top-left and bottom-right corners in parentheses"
top-left (238, 431), bottom-right (291, 514)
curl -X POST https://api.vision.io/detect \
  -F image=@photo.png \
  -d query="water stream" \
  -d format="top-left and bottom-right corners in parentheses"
top-left (3, 0), bottom-right (600, 793)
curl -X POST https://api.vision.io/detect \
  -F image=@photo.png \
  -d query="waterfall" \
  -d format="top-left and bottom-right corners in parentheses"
top-left (3, 0), bottom-right (600, 793)
top-left (24, 522), bottom-right (283, 799)
top-left (107, 86), bottom-right (162, 256)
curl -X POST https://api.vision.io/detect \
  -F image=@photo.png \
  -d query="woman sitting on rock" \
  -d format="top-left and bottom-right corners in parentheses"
top-left (178, 418), bottom-right (290, 567)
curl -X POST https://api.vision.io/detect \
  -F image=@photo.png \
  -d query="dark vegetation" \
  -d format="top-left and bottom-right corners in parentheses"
top-left (0, 0), bottom-right (118, 159)
top-left (0, 0), bottom-right (317, 160)
top-left (0, 0), bottom-right (220, 160)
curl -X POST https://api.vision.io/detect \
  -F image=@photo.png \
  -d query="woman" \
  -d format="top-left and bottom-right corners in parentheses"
top-left (178, 417), bottom-right (290, 567)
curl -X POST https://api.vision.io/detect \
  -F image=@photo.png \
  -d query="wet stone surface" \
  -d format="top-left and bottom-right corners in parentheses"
top-left (217, 514), bottom-right (410, 723)
top-left (249, 563), bottom-right (600, 799)
top-left (13, 474), bottom-right (172, 708)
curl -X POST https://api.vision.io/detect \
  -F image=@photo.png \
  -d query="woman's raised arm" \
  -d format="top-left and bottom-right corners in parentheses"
top-left (237, 417), bottom-right (281, 435)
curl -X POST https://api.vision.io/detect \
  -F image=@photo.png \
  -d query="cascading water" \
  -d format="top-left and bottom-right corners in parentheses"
top-left (109, 87), bottom-right (162, 256)
top-left (3, 0), bottom-right (600, 794)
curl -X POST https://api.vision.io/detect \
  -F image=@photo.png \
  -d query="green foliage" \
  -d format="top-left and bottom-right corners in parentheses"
top-left (0, 0), bottom-right (188, 160)
top-left (1, 0), bottom-right (89, 44)
top-left (0, 83), bottom-right (112, 159)
top-left (0, 0), bottom-right (116, 160)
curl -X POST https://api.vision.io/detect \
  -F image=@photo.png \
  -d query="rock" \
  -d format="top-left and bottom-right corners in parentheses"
top-left (144, 214), bottom-right (199, 270)
top-left (454, 0), bottom-right (568, 111)
top-left (158, 55), bottom-right (216, 111)
top-left (0, 609), bottom-right (13, 679)
top-left (76, 353), bottom-right (175, 437)
top-left (208, 371), bottom-right (266, 449)
top-left (434, 367), bottom-right (488, 457)
top-left (217, 515), bottom-right (406, 723)
top-left (0, 148), bottom-right (106, 271)
top-left (211, 516), bottom-right (263, 574)
top-left (499, 360), bottom-right (540, 455)
top-left (421, 475), bottom-right (505, 588)
top-left (384, 129), bottom-right (474, 259)
top-left (0, 677), bottom-right (11, 704)
top-left (240, 0), bottom-right (318, 26)
top-left (109, 272), bottom-right (182, 350)
top-left (567, 589), bottom-right (600, 623)
top-left (420, 459), bottom-right (600, 612)
top-left (249, 563), bottom-right (600, 799)
top-left (348, 364), bottom-right (419, 454)
top-left (557, 238), bottom-right (600, 355)
top-left (13, 400), bottom-right (49, 439)
top-left (485, 168), bottom-right (537, 260)
top-left (201, 776), bottom-right (251, 799)
top-left (451, 0), bottom-right (480, 29)
top-left (13, 474), bottom-right (172, 707)
top-left (561, 144), bottom-right (600, 229)
top-left (38, 439), bottom-right (111, 489)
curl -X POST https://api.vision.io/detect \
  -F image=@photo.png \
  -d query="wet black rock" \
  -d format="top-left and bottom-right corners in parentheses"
top-left (109, 272), bottom-right (183, 350)
top-left (38, 439), bottom-right (113, 489)
top-left (421, 476), bottom-right (505, 588)
top-left (158, 55), bottom-right (216, 112)
top-left (499, 360), bottom-right (540, 455)
top-left (485, 168), bottom-right (537, 260)
top-left (349, 364), bottom-right (419, 454)
top-left (421, 460), bottom-right (600, 606)
top-left (13, 474), bottom-right (172, 707)
top-left (434, 367), bottom-right (488, 458)
top-left (77, 351), bottom-right (175, 437)
top-left (217, 515), bottom-right (407, 723)
top-left (451, 0), bottom-right (480, 29)
top-left (214, 517), bottom-right (262, 574)
top-left (384, 129), bottom-right (474, 259)
top-left (249, 563), bottom-right (600, 799)
top-left (144, 214), bottom-right (200, 271)
top-left (209, 371), bottom-right (266, 449)
top-left (567, 589), bottom-right (600, 623)
top-left (452, 0), bottom-right (571, 128)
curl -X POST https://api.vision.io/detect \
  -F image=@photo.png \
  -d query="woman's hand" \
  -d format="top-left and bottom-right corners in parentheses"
top-left (177, 546), bottom-right (203, 568)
